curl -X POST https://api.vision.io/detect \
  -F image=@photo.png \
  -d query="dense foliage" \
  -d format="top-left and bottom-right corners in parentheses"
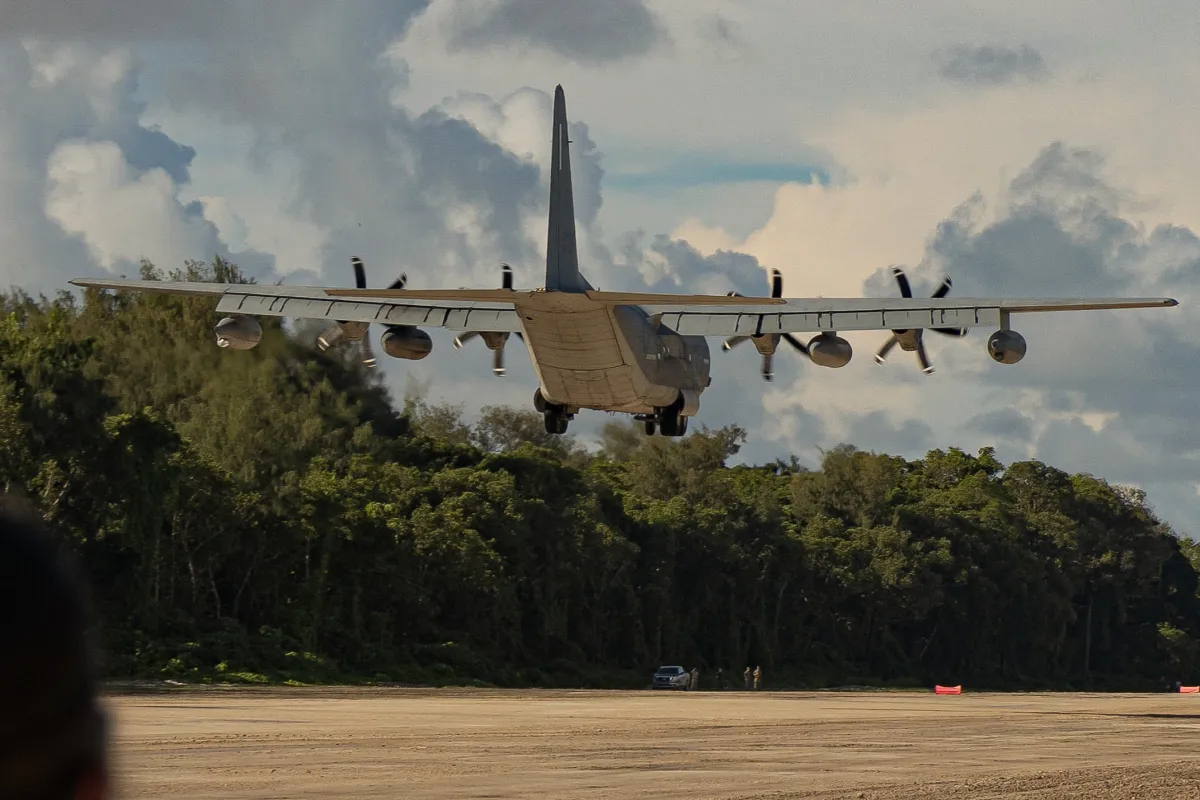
top-left (4, 258), bottom-right (1198, 691)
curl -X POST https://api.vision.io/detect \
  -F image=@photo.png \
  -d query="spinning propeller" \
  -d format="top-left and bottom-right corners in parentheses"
top-left (316, 257), bottom-right (407, 369)
top-left (453, 264), bottom-right (524, 376)
top-left (721, 269), bottom-right (810, 381)
top-left (873, 267), bottom-right (968, 375)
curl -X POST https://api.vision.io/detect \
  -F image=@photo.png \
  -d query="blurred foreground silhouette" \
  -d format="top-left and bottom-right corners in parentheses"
top-left (0, 499), bottom-right (108, 799)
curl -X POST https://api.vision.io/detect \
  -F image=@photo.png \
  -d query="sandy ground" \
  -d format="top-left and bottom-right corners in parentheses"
top-left (106, 686), bottom-right (1200, 799)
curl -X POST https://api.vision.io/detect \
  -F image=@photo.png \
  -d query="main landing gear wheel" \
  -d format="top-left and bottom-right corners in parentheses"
top-left (659, 413), bottom-right (689, 437)
top-left (641, 394), bottom-right (691, 437)
top-left (655, 404), bottom-right (689, 437)
top-left (544, 408), bottom-right (569, 434)
top-left (535, 389), bottom-right (571, 434)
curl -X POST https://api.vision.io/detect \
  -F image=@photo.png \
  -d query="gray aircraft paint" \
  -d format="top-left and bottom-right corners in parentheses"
top-left (544, 85), bottom-right (592, 295)
top-left (519, 85), bottom-right (707, 416)
top-left (69, 86), bottom-right (1178, 431)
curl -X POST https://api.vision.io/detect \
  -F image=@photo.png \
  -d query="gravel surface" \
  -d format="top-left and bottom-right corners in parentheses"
top-left (105, 687), bottom-right (1200, 798)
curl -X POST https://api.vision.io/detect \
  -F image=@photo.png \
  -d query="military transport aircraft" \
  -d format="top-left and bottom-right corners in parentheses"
top-left (71, 86), bottom-right (1177, 437)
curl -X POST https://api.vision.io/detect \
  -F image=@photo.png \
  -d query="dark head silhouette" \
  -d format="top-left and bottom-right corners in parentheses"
top-left (0, 502), bottom-right (108, 799)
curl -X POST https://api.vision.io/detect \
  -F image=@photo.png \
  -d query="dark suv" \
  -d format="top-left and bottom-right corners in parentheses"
top-left (651, 665), bottom-right (689, 690)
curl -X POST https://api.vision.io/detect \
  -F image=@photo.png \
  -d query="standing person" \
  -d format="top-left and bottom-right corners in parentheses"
top-left (0, 502), bottom-right (109, 799)
top-left (753, 665), bottom-right (762, 690)
top-left (690, 667), bottom-right (699, 691)
top-left (743, 666), bottom-right (752, 690)
top-left (716, 667), bottom-right (723, 690)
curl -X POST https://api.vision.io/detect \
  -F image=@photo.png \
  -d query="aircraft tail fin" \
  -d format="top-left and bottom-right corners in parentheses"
top-left (545, 85), bottom-right (592, 293)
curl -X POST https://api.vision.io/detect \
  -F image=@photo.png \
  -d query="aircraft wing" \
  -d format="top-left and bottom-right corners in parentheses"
top-left (70, 278), bottom-right (1177, 336)
top-left (69, 278), bottom-right (524, 333)
top-left (636, 296), bottom-right (1178, 336)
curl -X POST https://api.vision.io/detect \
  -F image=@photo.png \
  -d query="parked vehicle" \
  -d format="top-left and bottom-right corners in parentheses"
top-left (651, 665), bottom-right (690, 690)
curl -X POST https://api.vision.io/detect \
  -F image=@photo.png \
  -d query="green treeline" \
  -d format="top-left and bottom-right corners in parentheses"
top-left (3, 258), bottom-right (1198, 691)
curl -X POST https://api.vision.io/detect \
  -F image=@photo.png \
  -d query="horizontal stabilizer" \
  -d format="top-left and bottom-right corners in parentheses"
top-left (323, 287), bottom-right (786, 305)
top-left (325, 287), bottom-right (528, 302)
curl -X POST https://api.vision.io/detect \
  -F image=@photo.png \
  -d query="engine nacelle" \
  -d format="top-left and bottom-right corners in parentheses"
top-left (380, 325), bottom-right (432, 360)
top-left (807, 332), bottom-right (853, 368)
top-left (215, 315), bottom-right (262, 350)
top-left (987, 329), bottom-right (1026, 364)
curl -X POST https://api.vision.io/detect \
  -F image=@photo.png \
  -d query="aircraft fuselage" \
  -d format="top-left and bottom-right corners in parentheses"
top-left (513, 291), bottom-right (709, 417)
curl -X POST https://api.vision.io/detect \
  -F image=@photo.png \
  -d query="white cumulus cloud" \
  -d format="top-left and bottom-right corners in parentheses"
top-left (2, 2), bottom-right (1199, 533)
top-left (45, 139), bottom-right (217, 272)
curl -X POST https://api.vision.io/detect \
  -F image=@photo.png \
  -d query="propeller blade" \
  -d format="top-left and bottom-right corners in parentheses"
top-left (876, 270), bottom-right (956, 372)
top-left (492, 347), bottom-right (505, 376)
top-left (317, 324), bottom-right (343, 351)
top-left (501, 264), bottom-right (513, 290)
top-left (723, 335), bottom-right (750, 351)
top-left (726, 290), bottom-right (744, 297)
top-left (761, 353), bottom-right (774, 381)
top-left (515, 331), bottom-right (525, 342)
top-left (359, 335), bottom-right (377, 369)
top-left (453, 331), bottom-right (479, 349)
top-left (874, 334), bottom-right (898, 364)
top-left (352, 257), bottom-right (367, 289)
top-left (781, 332), bottom-right (809, 355)
top-left (387, 273), bottom-right (407, 291)
top-left (771, 268), bottom-right (783, 299)
top-left (916, 339), bottom-right (933, 374)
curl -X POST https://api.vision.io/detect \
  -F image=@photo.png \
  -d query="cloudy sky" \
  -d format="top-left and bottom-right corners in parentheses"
top-left (4, 1), bottom-right (1199, 532)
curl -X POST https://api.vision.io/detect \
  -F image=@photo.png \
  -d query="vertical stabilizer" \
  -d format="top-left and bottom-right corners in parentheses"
top-left (545, 85), bottom-right (592, 292)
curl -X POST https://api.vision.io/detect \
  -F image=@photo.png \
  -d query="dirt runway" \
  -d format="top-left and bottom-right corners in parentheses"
top-left (106, 687), bottom-right (1200, 798)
